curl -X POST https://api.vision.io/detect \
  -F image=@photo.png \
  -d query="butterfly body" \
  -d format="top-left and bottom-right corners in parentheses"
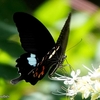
top-left (11, 12), bottom-right (71, 85)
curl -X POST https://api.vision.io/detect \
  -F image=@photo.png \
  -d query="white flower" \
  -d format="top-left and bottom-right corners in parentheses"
top-left (52, 65), bottom-right (100, 100)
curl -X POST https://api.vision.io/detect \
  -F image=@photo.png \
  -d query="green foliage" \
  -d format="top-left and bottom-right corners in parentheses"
top-left (0, 0), bottom-right (100, 100)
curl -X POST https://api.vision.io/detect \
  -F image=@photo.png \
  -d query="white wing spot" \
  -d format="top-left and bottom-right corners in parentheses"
top-left (49, 46), bottom-right (60, 59)
top-left (27, 54), bottom-right (37, 66)
top-left (49, 50), bottom-right (56, 59)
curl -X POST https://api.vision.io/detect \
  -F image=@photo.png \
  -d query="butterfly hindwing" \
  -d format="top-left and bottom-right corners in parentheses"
top-left (26, 45), bottom-right (60, 85)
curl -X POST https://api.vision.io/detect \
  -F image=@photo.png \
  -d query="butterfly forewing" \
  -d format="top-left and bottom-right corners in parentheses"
top-left (56, 13), bottom-right (71, 55)
top-left (48, 13), bottom-right (71, 77)
top-left (13, 12), bottom-right (55, 59)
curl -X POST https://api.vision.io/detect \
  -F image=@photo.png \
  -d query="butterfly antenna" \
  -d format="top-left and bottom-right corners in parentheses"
top-left (66, 39), bottom-right (82, 52)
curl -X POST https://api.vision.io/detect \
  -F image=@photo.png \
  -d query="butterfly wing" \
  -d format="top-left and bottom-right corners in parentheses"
top-left (11, 12), bottom-right (71, 85)
top-left (28, 12), bottom-right (71, 83)
top-left (25, 46), bottom-right (60, 85)
top-left (11, 12), bottom-right (55, 85)
top-left (13, 12), bottom-right (55, 60)
top-left (48, 13), bottom-right (71, 77)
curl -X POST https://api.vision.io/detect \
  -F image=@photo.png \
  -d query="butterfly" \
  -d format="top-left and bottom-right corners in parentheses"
top-left (11, 12), bottom-right (71, 85)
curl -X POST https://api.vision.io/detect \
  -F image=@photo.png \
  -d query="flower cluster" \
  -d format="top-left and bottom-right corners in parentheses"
top-left (52, 65), bottom-right (100, 100)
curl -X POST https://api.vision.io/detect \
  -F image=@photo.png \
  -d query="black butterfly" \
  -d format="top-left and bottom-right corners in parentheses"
top-left (11, 12), bottom-right (71, 85)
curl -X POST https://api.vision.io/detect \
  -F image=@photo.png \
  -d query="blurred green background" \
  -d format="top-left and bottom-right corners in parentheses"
top-left (0, 0), bottom-right (100, 100)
